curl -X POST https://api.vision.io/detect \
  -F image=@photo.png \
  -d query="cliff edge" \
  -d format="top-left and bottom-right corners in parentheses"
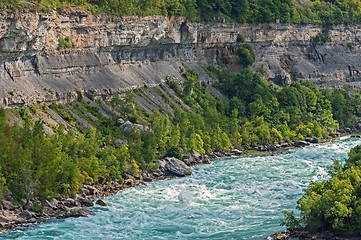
top-left (1, 8), bottom-right (361, 107)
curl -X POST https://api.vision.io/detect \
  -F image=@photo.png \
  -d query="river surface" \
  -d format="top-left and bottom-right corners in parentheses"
top-left (2, 137), bottom-right (361, 239)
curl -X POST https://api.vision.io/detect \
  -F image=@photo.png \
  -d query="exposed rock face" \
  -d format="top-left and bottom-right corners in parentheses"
top-left (1, 9), bottom-right (361, 107)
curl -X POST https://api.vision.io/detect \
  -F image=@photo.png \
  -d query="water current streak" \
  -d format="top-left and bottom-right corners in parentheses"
top-left (2, 137), bottom-right (361, 239)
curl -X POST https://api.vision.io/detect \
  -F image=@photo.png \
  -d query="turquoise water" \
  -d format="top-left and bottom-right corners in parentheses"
top-left (2, 137), bottom-right (361, 239)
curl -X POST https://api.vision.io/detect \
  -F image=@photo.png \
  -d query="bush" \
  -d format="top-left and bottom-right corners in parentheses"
top-left (165, 146), bottom-right (183, 159)
top-left (31, 202), bottom-right (42, 213)
top-left (347, 42), bottom-right (354, 50)
top-left (236, 43), bottom-right (255, 67)
top-left (280, 210), bottom-right (302, 230)
top-left (237, 34), bottom-right (245, 43)
top-left (57, 36), bottom-right (74, 50)
top-left (311, 32), bottom-right (331, 44)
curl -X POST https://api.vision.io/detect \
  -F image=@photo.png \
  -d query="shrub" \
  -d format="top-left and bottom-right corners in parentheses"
top-left (236, 43), bottom-right (255, 67)
top-left (237, 34), bottom-right (245, 43)
top-left (31, 202), bottom-right (42, 213)
top-left (311, 32), bottom-right (331, 44)
top-left (347, 42), bottom-right (354, 50)
top-left (57, 36), bottom-right (74, 50)
top-left (165, 146), bottom-right (183, 159)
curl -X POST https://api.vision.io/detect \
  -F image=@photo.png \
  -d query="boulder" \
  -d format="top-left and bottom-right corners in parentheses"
top-left (70, 194), bottom-right (81, 200)
top-left (202, 157), bottom-right (211, 164)
top-left (23, 201), bottom-right (33, 211)
top-left (182, 155), bottom-right (199, 166)
top-left (258, 145), bottom-right (267, 151)
top-left (83, 185), bottom-right (101, 196)
top-left (124, 179), bottom-right (134, 186)
top-left (124, 174), bottom-right (136, 186)
top-left (294, 141), bottom-right (310, 147)
top-left (190, 150), bottom-right (201, 159)
top-left (114, 138), bottom-right (128, 147)
top-left (267, 145), bottom-right (277, 151)
top-left (79, 187), bottom-right (90, 196)
top-left (63, 198), bottom-right (80, 207)
top-left (42, 199), bottom-right (56, 209)
top-left (79, 197), bottom-right (94, 207)
top-left (0, 215), bottom-right (10, 223)
top-left (310, 137), bottom-right (319, 143)
top-left (134, 124), bottom-right (149, 132)
top-left (344, 127), bottom-right (352, 133)
top-left (1, 200), bottom-right (17, 211)
top-left (42, 206), bottom-right (54, 215)
top-left (3, 191), bottom-right (14, 202)
top-left (230, 149), bottom-right (243, 155)
top-left (19, 210), bottom-right (33, 219)
top-left (280, 142), bottom-right (290, 148)
top-left (158, 157), bottom-right (192, 176)
top-left (142, 173), bottom-right (152, 182)
top-left (56, 209), bottom-right (95, 219)
top-left (152, 171), bottom-right (164, 178)
top-left (157, 159), bottom-right (167, 170)
top-left (119, 121), bottom-right (133, 132)
top-left (117, 118), bottom-right (125, 125)
top-left (95, 199), bottom-right (107, 206)
top-left (51, 198), bottom-right (59, 208)
top-left (329, 132), bottom-right (341, 138)
top-left (119, 121), bottom-right (149, 133)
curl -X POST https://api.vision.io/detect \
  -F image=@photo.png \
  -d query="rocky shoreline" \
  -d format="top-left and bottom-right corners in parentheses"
top-left (0, 126), bottom-right (359, 233)
top-left (267, 229), bottom-right (361, 240)
top-left (0, 147), bottom-right (287, 232)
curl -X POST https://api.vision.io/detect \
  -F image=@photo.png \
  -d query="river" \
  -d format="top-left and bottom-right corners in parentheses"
top-left (2, 137), bottom-right (361, 239)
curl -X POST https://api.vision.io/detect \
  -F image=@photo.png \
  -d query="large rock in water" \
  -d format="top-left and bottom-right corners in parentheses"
top-left (158, 157), bottom-right (192, 176)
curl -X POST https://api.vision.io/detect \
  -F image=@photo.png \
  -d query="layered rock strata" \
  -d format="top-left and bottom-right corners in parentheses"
top-left (1, 8), bottom-right (361, 107)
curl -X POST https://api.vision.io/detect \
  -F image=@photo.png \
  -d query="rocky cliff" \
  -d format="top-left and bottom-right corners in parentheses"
top-left (1, 8), bottom-right (361, 107)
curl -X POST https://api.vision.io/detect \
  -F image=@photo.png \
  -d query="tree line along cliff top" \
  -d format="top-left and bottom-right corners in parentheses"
top-left (1, 0), bottom-right (361, 25)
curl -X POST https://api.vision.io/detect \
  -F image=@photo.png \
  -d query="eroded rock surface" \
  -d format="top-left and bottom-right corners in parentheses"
top-left (1, 9), bottom-right (361, 107)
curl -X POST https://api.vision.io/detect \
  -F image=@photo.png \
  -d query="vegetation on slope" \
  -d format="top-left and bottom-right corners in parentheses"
top-left (2, 0), bottom-right (361, 25)
top-left (0, 62), bottom-right (360, 205)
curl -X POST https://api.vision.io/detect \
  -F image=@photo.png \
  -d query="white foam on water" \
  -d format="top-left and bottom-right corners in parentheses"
top-left (340, 136), bottom-right (351, 140)
top-left (3, 137), bottom-right (361, 240)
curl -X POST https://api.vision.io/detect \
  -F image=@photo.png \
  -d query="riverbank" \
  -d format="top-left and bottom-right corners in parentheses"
top-left (0, 130), bottom-right (358, 233)
top-left (0, 148), bottom-right (289, 231)
top-left (267, 133), bottom-right (361, 240)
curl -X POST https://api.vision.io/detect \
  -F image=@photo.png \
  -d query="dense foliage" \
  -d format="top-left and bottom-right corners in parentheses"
top-left (3, 0), bottom-right (361, 25)
top-left (0, 65), bottom-right (360, 206)
top-left (0, 108), bottom-right (141, 202)
top-left (282, 145), bottom-right (361, 235)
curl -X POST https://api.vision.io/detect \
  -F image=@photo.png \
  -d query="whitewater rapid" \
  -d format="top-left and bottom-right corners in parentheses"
top-left (2, 137), bottom-right (361, 239)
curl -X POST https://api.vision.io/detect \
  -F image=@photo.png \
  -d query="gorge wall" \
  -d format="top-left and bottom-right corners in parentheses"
top-left (1, 8), bottom-right (361, 107)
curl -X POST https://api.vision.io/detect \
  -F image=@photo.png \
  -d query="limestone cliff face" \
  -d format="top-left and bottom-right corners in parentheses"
top-left (1, 8), bottom-right (361, 107)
